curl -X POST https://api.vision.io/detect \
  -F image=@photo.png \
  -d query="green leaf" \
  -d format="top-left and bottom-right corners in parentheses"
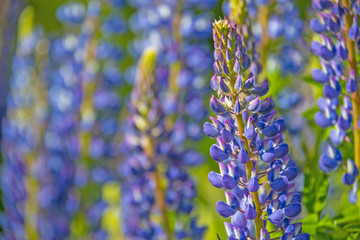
top-left (334, 204), bottom-right (360, 226)
top-left (347, 232), bottom-right (360, 240)
top-left (302, 106), bottom-right (318, 120)
top-left (343, 223), bottom-right (360, 232)
top-left (314, 231), bottom-right (332, 240)
top-left (331, 228), bottom-right (351, 239)
top-left (303, 169), bottom-right (316, 213)
top-left (303, 75), bottom-right (323, 88)
top-left (302, 214), bottom-right (319, 236)
top-left (313, 174), bottom-right (330, 213)
top-left (318, 214), bottom-right (335, 229)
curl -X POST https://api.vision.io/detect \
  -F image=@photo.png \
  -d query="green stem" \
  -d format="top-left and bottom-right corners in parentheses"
top-left (230, 88), bottom-right (263, 239)
top-left (144, 135), bottom-right (173, 240)
top-left (343, 0), bottom-right (360, 211)
top-left (257, 4), bottom-right (270, 80)
top-left (25, 162), bottom-right (39, 240)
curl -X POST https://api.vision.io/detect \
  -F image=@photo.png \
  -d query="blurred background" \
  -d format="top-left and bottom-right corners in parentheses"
top-left (1, 0), bottom-right (360, 239)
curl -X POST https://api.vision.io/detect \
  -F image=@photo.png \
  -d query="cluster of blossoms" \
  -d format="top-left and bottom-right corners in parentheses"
top-left (225, 0), bottom-right (307, 147)
top-left (74, 0), bottom-right (127, 238)
top-left (1, 1), bottom-right (127, 239)
top-left (45, 1), bottom-right (127, 238)
top-left (87, 0), bottom-right (128, 238)
top-left (122, 48), bottom-right (205, 239)
top-left (127, 0), bottom-right (214, 141)
top-left (1, 29), bottom-right (46, 239)
top-left (255, 0), bottom-right (306, 75)
top-left (205, 18), bottom-right (309, 240)
top-left (121, 48), bottom-right (168, 239)
top-left (310, 0), bottom-right (360, 202)
top-left (276, 88), bottom-right (304, 136)
top-left (37, 2), bottom-right (85, 237)
top-left (224, 0), bottom-right (306, 76)
top-left (0, 0), bottom-right (23, 131)
top-left (121, 0), bottom-right (219, 239)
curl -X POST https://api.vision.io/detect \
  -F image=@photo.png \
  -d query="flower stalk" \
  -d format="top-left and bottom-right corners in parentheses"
top-left (230, 82), bottom-right (264, 239)
top-left (310, 0), bottom-right (360, 204)
top-left (206, 17), bottom-right (309, 240)
top-left (343, 0), bottom-right (360, 173)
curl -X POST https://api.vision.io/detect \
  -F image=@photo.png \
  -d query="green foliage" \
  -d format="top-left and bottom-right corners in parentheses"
top-left (302, 75), bottom-right (323, 88)
top-left (303, 209), bottom-right (360, 240)
top-left (301, 122), bottom-right (360, 239)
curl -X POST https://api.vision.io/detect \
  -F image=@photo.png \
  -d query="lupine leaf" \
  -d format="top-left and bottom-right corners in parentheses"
top-left (346, 232), bottom-right (360, 240)
top-left (303, 169), bottom-right (316, 213)
top-left (301, 214), bottom-right (318, 236)
top-left (317, 214), bottom-right (335, 230)
top-left (303, 75), bottom-right (323, 88)
top-left (334, 204), bottom-right (360, 225)
top-left (313, 174), bottom-right (330, 213)
top-left (302, 106), bottom-right (318, 120)
top-left (343, 223), bottom-right (360, 232)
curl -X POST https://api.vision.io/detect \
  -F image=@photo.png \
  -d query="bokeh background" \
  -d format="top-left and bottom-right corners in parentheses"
top-left (1, 0), bottom-right (360, 239)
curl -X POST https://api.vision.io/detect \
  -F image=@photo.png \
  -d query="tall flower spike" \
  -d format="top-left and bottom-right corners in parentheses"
top-left (122, 48), bottom-right (167, 239)
top-left (205, 18), bottom-right (309, 240)
top-left (37, 3), bottom-right (87, 237)
top-left (2, 29), bottom-right (47, 240)
top-left (310, 0), bottom-right (360, 202)
top-left (228, 0), bottom-right (306, 76)
top-left (74, 1), bottom-right (126, 238)
top-left (126, 1), bottom-right (218, 238)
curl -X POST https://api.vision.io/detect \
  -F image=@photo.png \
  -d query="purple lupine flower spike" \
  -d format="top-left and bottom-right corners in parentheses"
top-left (122, 1), bottom-right (215, 238)
top-left (310, 0), bottom-right (360, 202)
top-left (205, 18), bottom-right (308, 240)
top-left (230, 0), bottom-right (306, 75)
top-left (1, 29), bottom-right (45, 239)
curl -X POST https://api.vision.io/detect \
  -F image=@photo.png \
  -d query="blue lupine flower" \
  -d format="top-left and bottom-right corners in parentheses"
top-left (56, 2), bottom-right (86, 25)
top-left (205, 18), bottom-right (309, 240)
top-left (72, 0), bottom-right (126, 237)
top-left (121, 1), bottom-right (217, 238)
top-left (228, 0), bottom-right (306, 75)
top-left (310, 0), bottom-right (360, 202)
top-left (1, 31), bottom-right (43, 239)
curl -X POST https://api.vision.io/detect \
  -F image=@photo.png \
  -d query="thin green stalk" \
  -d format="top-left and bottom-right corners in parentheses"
top-left (143, 135), bottom-right (173, 240)
top-left (25, 157), bottom-right (39, 240)
top-left (257, 4), bottom-right (270, 79)
top-left (230, 85), bottom-right (263, 240)
top-left (71, 17), bottom-right (99, 239)
top-left (343, 0), bottom-right (360, 211)
top-left (25, 34), bottom-right (48, 239)
top-left (343, 0), bottom-right (360, 170)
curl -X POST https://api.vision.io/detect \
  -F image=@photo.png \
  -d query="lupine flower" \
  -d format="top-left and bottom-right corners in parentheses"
top-left (205, 18), bottom-right (309, 240)
top-left (1, 29), bottom-right (45, 240)
top-left (121, 48), bottom-right (167, 239)
top-left (43, 1), bottom-right (126, 239)
top-left (77, 0), bottom-right (126, 238)
top-left (121, 1), bottom-right (216, 238)
top-left (276, 88), bottom-right (304, 135)
top-left (226, 0), bottom-right (308, 154)
top-left (35, 2), bottom-right (97, 238)
top-left (122, 46), bottom-right (206, 238)
top-left (56, 2), bottom-right (86, 25)
top-left (226, 0), bottom-right (306, 76)
top-left (69, 1), bottom-right (112, 238)
top-left (92, 1), bottom-right (127, 238)
top-left (310, 0), bottom-right (360, 203)
top-left (0, 0), bottom-right (23, 141)
top-left (1, 2), bottom-right (127, 238)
